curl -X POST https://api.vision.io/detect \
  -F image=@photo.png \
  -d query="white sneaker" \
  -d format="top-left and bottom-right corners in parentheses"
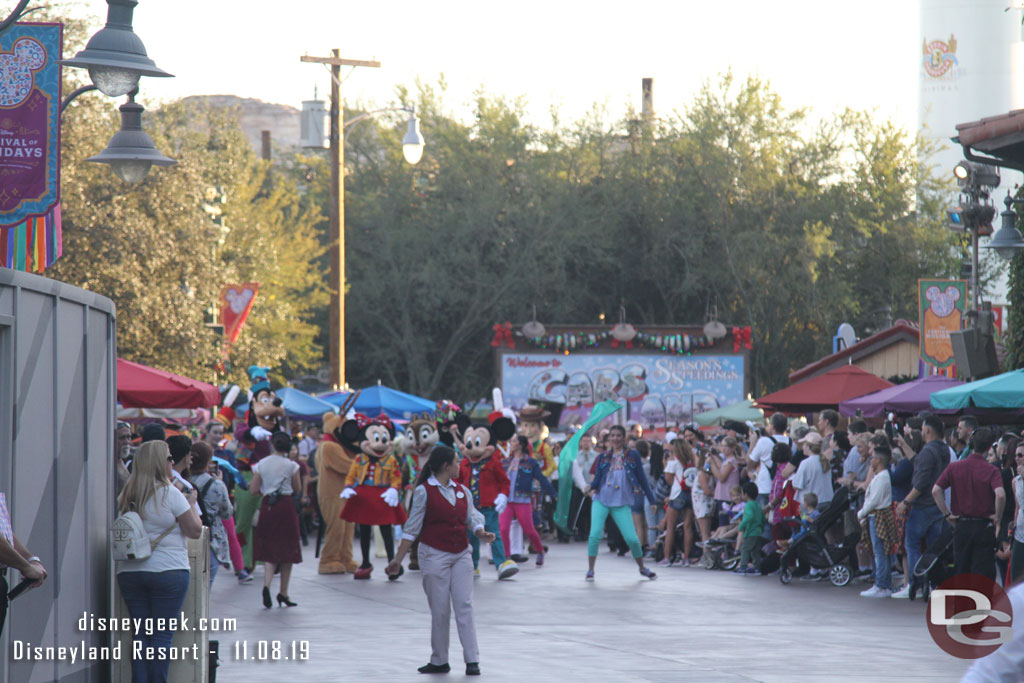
top-left (890, 585), bottom-right (911, 599)
top-left (860, 586), bottom-right (881, 597)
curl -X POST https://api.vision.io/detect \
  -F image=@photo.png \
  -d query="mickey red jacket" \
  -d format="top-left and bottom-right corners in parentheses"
top-left (456, 454), bottom-right (510, 508)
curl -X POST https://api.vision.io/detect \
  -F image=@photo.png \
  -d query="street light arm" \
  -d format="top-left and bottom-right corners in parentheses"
top-left (0, 0), bottom-right (31, 37)
top-left (342, 106), bottom-right (413, 131)
top-left (60, 84), bottom-right (98, 115)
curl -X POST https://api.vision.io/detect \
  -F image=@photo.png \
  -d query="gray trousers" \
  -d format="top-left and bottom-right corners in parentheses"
top-left (419, 543), bottom-right (479, 665)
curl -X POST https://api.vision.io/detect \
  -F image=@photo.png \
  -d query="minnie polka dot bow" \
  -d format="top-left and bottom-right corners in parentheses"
top-left (354, 413), bottom-right (393, 431)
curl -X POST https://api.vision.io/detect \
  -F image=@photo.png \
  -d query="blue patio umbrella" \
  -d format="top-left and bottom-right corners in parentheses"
top-left (930, 369), bottom-right (1024, 411)
top-left (319, 384), bottom-right (435, 421)
top-left (276, 387), bottom-right (339, 420)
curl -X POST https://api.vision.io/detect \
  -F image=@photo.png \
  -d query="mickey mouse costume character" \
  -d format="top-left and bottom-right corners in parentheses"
top-left (339, 413), bottom-right (408, 579)
top-left (454, 412), bottom-right (519, 580)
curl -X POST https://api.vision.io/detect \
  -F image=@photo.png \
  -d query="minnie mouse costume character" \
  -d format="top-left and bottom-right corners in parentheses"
top-left (454, 412), bottom-right (519, 580)
top-left (340, 413), bottom-right (408, 580)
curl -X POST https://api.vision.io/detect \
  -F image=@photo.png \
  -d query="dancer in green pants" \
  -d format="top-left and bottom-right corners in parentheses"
top-left (585, 425), bottom-right (658, 581)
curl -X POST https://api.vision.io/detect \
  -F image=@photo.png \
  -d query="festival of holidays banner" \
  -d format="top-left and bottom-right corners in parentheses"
top-left (0, 23), bottom-right (63, 272)
top-left (499, 352), bottom-right (745, 430)
top-left (918, 279), bottom-right (967, 368)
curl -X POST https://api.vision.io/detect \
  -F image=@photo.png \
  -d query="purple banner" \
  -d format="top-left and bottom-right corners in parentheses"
top-left (0, 24), bottom-right (62, 228)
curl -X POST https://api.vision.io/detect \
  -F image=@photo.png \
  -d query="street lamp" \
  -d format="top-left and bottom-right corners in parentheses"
top-left (983, 193), bottom-right (1024, 261)
top-left (85, 91), bottom-right (176, 183)
top-left (402, 106), bottom-right (425, 165)
top-left (60, 0), bottom-right (172, 97)
top-left (301, 50), bottom-right (426, 388)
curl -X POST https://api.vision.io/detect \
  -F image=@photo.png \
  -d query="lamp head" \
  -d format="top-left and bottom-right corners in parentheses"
top-left (983, 193), bottom-right (1024, 261)
top-left (402, 107), bottom-right (424, 165)
top-left (86, 94), bottom-right (176, 183)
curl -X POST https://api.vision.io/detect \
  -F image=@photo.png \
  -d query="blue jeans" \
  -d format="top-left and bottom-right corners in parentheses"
top-left (468, 507), bottom-right (506, 571)
top-left (209, 552), bottom-right (219, 587)
top-left (869, 516), bottom-right (892, 590)
top-left (117, 569), bottom-right (191, 683)
top-left (646, 504), bottom-right (665, 548)
top-left (905, 505), bottom-right (945, 584)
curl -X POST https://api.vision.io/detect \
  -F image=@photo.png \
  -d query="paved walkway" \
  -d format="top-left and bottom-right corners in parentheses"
top-left (208, 541), bottom-right (972, 682)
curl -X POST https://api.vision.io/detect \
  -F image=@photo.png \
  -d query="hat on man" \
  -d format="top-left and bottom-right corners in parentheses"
top-left (141, 423), bottom-right (166, 443)
top-left (519, 405), bottom-right (551, 422)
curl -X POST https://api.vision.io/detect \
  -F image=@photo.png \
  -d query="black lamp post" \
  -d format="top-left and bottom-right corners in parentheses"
top-left (983, 193), bottom-right (1024, 261)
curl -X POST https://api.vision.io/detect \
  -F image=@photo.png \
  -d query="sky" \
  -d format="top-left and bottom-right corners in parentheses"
top-left (111, 0), bottom-right (921, 132)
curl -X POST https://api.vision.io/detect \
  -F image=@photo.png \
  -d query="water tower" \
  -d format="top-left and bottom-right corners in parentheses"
top-left (918, 0), bottom-right (1024, 176)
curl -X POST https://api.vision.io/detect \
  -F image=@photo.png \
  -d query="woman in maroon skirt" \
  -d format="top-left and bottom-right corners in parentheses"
top-left (251, 431), bottom-right (303, 607)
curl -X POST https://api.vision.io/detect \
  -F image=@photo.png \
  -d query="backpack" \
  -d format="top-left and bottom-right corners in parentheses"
top-left (196, 478), bottom-right (216, 527)
top-left (111, 505), bottom-right (176, 561)
top-left (765, 436), bottom-right (791, 480)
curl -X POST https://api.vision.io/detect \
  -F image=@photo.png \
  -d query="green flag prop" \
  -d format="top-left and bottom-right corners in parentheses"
top-left (553, 400), bottom-right (624, 533)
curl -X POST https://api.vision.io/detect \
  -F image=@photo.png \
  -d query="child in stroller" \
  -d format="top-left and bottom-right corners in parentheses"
top-left (700, 485), bottom-right (744, 570)
top-left (778, 487), bottom-right (861, 587)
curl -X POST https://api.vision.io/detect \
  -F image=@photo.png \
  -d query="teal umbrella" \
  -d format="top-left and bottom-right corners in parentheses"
top-left (694, 399), bottom-right (764, 426)
top-left (930, 368), bottom-right (1024, 411)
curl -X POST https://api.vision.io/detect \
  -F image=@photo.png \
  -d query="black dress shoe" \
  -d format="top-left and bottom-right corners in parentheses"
top-left (262, 587), bottom-right (272, 609)
top-left (417, 662), bottom-right (450, 674)
top-left (466, 662), bottom-right (481, 675)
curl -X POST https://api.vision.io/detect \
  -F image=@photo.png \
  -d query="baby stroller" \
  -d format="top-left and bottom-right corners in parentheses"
top-left (700, 538), bottom-right (741, 570)
top-left (910, 526), bottom-right (955, 601)
top-left (778, 487), bottom-right (861, 587)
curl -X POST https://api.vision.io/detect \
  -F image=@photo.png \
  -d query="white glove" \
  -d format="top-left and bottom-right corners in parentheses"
top-left (381, 488), bottom-right (399, 507)
top-left (494, 493), bottom-right (508, 513)
top-left (251, 426), bottom-right (272, 441)
top-left (340, 487), bottom-right (357, 499)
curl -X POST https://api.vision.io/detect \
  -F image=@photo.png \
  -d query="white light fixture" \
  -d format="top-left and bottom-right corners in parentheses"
top-left (402, 106), bottom-right (424, 165)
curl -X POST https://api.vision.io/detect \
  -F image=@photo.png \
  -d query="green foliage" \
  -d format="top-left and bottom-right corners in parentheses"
top-left (52, 98), bottom-right (326, 386)
top-left (331, 75), bottom-right (959, 399)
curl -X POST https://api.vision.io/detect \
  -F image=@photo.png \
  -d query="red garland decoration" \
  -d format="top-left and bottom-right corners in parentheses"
top-left (490, 321), bottom-right (515, 348)
top-left (733, 326), bottom-right (753, 353)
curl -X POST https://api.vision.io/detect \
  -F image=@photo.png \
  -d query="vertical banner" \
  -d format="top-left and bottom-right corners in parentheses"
top-left (919, 279), bottom-right (967, 368)
top-left (220, 283), bottom-right (260, 345)
top-left (0, 23), bottom-right (63, 272)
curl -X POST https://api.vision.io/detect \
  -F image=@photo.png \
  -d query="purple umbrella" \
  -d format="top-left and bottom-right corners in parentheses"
top-left (839, 375), bottom-right (964, 418)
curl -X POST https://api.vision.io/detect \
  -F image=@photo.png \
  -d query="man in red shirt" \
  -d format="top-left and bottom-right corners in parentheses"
top-left (932, 427), bottom-right (1005, 581)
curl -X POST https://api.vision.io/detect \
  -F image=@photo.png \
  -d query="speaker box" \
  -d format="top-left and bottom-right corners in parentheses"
top-left (949, 328), bottom-right (998, 379)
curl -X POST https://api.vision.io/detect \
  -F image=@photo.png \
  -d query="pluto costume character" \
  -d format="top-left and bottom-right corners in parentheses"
top-left (315, 411), bottom-right (360, 574)
top-left (340, 413), bottom-right (408, 579)
top-left (234, 365), bottom-right (286, 571)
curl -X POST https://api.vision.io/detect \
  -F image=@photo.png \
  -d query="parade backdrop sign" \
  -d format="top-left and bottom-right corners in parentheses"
top-left (0, 23), bottom-right (62, 272)
top-left (919, 279), bottom-right (967, 368)
top-left (499, 352), bottom-right (745, 430)
top-left (220, 282), bottom-right (260, 345)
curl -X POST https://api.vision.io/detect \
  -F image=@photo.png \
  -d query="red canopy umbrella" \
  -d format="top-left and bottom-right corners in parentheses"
top-left (117, 358), bottom-right (220, 409)
top-left (756, 365), bottom-right (894, 415)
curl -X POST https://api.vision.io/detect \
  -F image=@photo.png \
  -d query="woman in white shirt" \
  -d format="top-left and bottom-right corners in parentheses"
top-left (251, 432), bottom-right (303, 608)
top-left (116, 440), bottom-right (203, 683)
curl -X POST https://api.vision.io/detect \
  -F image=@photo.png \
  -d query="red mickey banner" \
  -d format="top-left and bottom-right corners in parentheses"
top-left (220, 283), bottom-right (260, 345)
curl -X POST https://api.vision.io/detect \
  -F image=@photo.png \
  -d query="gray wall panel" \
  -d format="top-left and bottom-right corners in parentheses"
top-left (1, 270), bottom-right (115, 683)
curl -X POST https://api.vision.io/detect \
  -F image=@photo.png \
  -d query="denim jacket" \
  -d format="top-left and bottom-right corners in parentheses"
top-left (590, 449), bottom-right (657, 505)
top-left (507, 456), bottom-right (557, 498)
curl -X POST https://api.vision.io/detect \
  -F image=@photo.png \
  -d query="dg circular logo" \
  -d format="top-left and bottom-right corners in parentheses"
top-left (927, 573), bottom-right (1013, 659)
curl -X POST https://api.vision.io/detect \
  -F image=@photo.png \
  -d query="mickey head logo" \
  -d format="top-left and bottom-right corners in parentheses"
top-left (0, 38), bottom-right (46, 108)
top-left (925, 285), bottom-right (961, 318)
top-left (225, 288), bottom-right (254, 314)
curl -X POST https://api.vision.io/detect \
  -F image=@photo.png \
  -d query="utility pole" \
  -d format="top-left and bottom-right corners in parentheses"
top-left (300, 50), bottom-right (380, 389)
